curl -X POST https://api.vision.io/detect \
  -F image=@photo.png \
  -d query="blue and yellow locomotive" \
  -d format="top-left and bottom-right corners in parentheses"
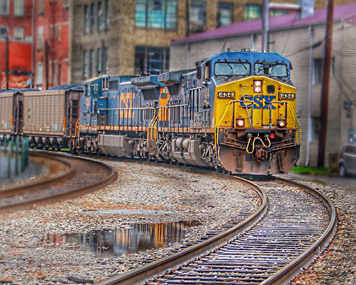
top-left (77, 50), bottom-right (301, 175)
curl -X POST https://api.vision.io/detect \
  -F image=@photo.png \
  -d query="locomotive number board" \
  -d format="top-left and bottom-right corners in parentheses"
top-left (218, 91), bottom-right (235, 99)
top-left (279, 93), bottom-right (295, 100)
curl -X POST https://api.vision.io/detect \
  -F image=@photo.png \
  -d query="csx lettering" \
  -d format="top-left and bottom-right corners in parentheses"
top-left (240, 95), bottom-right (276, 109)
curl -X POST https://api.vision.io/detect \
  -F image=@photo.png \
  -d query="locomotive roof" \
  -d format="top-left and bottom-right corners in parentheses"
top-left (197, 50), bottom-right (290, 66)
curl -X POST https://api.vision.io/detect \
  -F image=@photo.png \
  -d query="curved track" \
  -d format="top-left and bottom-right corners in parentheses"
top-left (99, 176), bottom-right (336, 285)
top-left (0, 152), bottom-right (117, 214)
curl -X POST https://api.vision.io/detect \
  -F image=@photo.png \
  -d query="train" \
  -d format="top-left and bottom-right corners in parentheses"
top-left (0, 50), bottom-right (301, 175)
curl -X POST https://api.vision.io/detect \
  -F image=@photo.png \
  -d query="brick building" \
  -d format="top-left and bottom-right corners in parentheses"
top-left (70, 0), bottom-right (314, 84)
top-left (34, 0), bottom-right (70, 89)
top-left (169, 2), bottom-right (356, 167)
top-left (0, 0), bottom-right (32, 88)
top-left (0, 0), bottom-right (70, 90)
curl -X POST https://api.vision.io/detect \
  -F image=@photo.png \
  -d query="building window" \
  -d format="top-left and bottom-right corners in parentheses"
top-left (313, 58), bottom-right (334, 85)
top-left (245, 4), bottom-right (261, 20)
top-left (84, 5), bottom-right (89, 33)
top-left (63, 0), bottom-right (69, 9)
top-left (14, 27), bottom-right (23, 41)
top-left (37, 27), bottom-right (44, 50)
top-left (103, 47), bottom-right (108, 74)
top-left (190, 1), bottom-right (206, 33)
top-left (0, 26), bottom-right (8, 37)
top-left (135, 0), bottom-right (178, 29)
top-left (55, 24), bottom-right (61, 41)
top-left (14, 0), bottom-right (23, 16)
top-left (89, 49), bottom-right (94, 78)
top-left (36, 62), bottom-right (43, 85)
top-left (38, 0), bottom-right (44, 14)
top-left (83, 50), bottom-right (88, 78)
top-left (49, 61), bottom-right (53, 85)
top-left (0, 0), bottom-right (9, 15)
top-left (134, 46), bottom-right (169, 75)
top-left (90, 3), bottom-right (96, 32)
top-left (271, 10), bottom-right (287, 17)
top-left (104, 0), bottom-right (109, 28)
top-left (217, 2), bottom-right (233, 27)
top-left (53, 60), bottom-right (58, 85)
top-left (97, 48), bottom-right (102, 76)
top-left (98, 2), bottom-right (103, 30)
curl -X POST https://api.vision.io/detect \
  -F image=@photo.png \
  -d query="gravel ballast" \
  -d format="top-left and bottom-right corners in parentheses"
top-left (0, 160), bottom-right (259, 284)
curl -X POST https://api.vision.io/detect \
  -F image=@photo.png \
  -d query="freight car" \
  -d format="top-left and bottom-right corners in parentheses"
top-left (0, 86), bottom-right (83, 150)
top-left (78, 50), bottom-right (301, 175)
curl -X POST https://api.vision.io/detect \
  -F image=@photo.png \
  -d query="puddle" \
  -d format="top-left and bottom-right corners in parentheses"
top-left (40, 221), bottom-right (200, 257)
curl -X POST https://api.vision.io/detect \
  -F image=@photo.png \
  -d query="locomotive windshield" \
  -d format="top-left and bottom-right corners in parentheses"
top-left (254, 63), bottom-right (288, 77)
top-left (214, 62), bottom-right (250, 76)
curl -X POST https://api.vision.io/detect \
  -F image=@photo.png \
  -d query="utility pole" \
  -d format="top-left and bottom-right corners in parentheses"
top-left (262, 0), bottom-right (269, 52)
top-left (317, 0), bottom-right (334, 167)
top-left (5, 33), bottom-right (9, 90)
top-left (185, 0), bottom-right (190, 37)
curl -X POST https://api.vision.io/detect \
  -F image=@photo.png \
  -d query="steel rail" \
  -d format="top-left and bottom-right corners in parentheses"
top-left (0, 152), bottom-right (117, 214)
top-left (262, 176), bottom-right (337, 284)
top-left (99, 176), bottom-right (268, 285)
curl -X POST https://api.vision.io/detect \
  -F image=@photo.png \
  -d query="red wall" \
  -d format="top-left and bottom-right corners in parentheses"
top-left (0, 0), bottom-right (70, 90)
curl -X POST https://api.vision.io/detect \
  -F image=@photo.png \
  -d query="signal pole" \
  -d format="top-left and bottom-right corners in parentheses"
top-left (317, 0), bottom-right (334, 167)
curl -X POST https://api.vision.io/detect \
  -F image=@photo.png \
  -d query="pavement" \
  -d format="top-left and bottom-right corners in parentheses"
top-left (287, 172), bottom-right (356, 189)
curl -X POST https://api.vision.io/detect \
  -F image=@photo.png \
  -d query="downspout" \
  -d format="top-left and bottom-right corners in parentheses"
top-left (306, 25), bottom-right (313, 166)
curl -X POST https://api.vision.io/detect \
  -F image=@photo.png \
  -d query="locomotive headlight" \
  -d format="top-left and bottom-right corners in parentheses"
top-left (254, 81), bottom-right (262, 93)
top-left (277, 119), bottom-right (286, 128)
top-left (236, 119), bottom-right (245, 128)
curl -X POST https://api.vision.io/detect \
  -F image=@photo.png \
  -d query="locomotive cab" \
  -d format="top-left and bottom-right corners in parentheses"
top-left (209, 50), bottom-right (300, 174)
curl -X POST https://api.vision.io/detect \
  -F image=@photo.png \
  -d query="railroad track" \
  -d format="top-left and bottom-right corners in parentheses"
top-left (0, 151), bottom-right (117, 213)
top-left (99, 175), bottom-right (336, 285)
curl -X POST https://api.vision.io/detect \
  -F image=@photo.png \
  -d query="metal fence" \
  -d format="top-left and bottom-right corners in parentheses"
top-left (0, 137), bottom-right (29, 180)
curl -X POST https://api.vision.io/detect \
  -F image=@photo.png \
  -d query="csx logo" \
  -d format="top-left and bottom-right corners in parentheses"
top-left (240, 95), bottom-right (276, 109)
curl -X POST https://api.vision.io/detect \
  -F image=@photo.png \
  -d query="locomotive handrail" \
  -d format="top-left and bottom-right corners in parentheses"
top-left (98, 107), bottom-right (156, 110)
top-left (286, 103), bottom-right (302, 145)
top-left (74, 118), bottom-right (80, 137)
top-left (147, 109), bottom-right (158, 141)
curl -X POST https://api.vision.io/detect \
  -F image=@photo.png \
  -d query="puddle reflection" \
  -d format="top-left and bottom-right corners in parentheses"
top-left (41, 221), bottom-right (200, 257)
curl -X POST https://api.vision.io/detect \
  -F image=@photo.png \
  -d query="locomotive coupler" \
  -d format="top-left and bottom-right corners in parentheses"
top-left (255, 146), bottom-right (267, 163)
